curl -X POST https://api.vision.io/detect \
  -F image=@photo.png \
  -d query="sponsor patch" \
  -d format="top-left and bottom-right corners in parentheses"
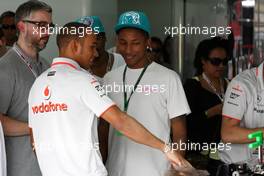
top-left (230, 92), bottom-right (240, 99)
top-left (32, 85), bottom-right (68, 115)
top-left (32, 102), bottom-right (68, 114)
top-left (253, 107), bottom-right (264, 114)
top-left (47, 71), bottom-right (56, 77)
top-left (90, 78), bottom-right (106, 97)
top-left (227, 101), bottom-right (239, 107)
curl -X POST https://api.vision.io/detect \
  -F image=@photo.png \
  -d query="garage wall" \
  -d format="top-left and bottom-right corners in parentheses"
top-left (0, 0), bottom-right (118, 63)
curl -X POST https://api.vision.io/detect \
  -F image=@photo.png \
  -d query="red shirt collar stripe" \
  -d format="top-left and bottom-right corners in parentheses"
top-left (51, 62), bottom-right (78, 70)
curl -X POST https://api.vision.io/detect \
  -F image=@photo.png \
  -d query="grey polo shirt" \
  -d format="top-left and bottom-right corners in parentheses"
top-left (0, 44), bottom-right (49, 176)
top-left (220, 62), bottom-right (264, 164)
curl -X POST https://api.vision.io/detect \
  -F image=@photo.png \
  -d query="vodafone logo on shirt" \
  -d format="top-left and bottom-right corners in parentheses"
top-left (32, 85), bottom-right (68, 115)
top-left (44, 86), bottom-right (51, 100)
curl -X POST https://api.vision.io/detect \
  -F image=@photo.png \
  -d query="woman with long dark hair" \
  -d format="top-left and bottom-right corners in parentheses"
top-left (184, 37), bottom-right (229, 175)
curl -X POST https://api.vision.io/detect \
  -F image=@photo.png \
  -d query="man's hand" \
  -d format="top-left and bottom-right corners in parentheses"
top-left (0, 113), bottom-right (29, 136)
top-left (165, 150), bottom-right (192, 168)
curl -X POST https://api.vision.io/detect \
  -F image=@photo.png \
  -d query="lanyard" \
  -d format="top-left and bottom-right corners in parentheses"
top-left (115, 65), bottom-right (148, 136)
top-left (122, 65), bottom-right (148, 112)
top-left (202, 72), bottom-right (224, 102)
top-left (13, 46), bottom-right (39, 78)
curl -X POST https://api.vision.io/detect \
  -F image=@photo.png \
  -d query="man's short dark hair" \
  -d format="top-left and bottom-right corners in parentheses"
top-left (0, 11), bottom-right (15, 24)
top-left (15, 0), bottom-right (52, 25)
top-left (56, 22), bottom-right (92, 50)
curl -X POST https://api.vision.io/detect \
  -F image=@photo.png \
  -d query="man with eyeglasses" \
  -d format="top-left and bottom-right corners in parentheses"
top-left (0, 11), bottom-right (17, 47)
top-left (0, 1), bottom-right (52, 176)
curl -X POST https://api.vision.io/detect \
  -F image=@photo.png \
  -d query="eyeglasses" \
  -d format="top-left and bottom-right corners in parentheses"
top-left (22, 20), bottom-right (55, 29)
top-left (1, 24), bottom-right (16, 30)
top-left (207, 57), bottom-right (228, 66)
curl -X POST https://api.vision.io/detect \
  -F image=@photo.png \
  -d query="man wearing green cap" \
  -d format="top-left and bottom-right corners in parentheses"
top-left (75, 16), bottom-right (125, 80)
top-left (101, 11), bottom-right (191, 176)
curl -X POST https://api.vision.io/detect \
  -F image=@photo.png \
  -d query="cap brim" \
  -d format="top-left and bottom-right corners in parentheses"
top-left (115, 24), bottom-right (149, 34)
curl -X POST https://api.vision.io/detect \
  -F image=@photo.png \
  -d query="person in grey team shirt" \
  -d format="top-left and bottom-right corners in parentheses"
top-left (0, 1), bottom-right (52, 175)
top-left (220, 61), bottom-right (264, 168)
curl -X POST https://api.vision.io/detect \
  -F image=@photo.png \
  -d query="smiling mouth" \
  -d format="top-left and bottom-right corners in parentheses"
top-left (125, 56), bottom-right (134, 60)
top-left (40, 37), bottom-right (49, 42)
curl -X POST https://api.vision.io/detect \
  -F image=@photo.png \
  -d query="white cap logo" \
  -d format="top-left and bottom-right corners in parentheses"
top-left (121, 12), bottom-right (140, 25)
top-left (79, 17), bottom-right (94, 27)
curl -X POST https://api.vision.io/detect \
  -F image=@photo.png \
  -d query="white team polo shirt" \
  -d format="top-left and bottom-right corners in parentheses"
top-left (0, 122), bottom-right (6, 176)
top-left (28, 57), bottom-right (115, 176)
top-left (220, 62), bottom-right (264, 164)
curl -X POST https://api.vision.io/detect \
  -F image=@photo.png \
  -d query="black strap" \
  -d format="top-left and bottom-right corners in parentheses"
top-left (123, 65), bottom-right (148, 112)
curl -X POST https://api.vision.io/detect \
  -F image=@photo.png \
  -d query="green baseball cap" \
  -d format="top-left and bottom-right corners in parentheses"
top-left (115, 11), bottom-right (151, 35)
top-left (75, 16), bottom-right (105, 33)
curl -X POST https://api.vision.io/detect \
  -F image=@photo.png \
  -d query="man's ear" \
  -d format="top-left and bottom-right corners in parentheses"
top-left (71, 40), bottom-right (81, 55)
top-left (17, 21), bottom-right (25, 32)
top-left (146, 38), bottom-right (152, 51)
top-left (147, 38), bottom-right (151, 49)
top-left (147, 38), bottom-right (151, 47)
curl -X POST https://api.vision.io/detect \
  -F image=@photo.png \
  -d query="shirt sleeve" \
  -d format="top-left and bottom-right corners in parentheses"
top-left (81, 76), bottom-right (115, 117)
top-left (222, 79), bottom-right (246, 120)
top-left (167, 72), bottom-right (191, 119)
top-left (28, 86), bottom-right (34, 128)
top-left (102, 72), bottom-right (112, 96)
top-left (0, 67), bottom-right (14, 114)
top-left (112, 53), bottom-right (125, 69)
